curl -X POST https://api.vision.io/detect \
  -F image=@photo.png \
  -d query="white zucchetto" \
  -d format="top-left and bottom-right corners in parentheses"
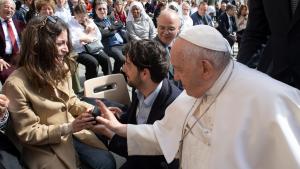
top-left (179, 25), bottom-right (232, 53)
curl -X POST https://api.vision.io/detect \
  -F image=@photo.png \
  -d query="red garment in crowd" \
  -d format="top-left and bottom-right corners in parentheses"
top-left (114, 11), bottom-right (126, 25)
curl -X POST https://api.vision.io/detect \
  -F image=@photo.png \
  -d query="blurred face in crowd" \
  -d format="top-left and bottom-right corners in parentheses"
top-left (182, 3), bottom-right (190, 16)
top-left (241, 6), bottom-right (248, 16)
top-left (74, 12), bottom-right (88, 25)
top-left (25, 0), bottom-right (33, 6)
top-left (131, 5), bottom-right (141, 19)
top-left (55, 0), bottom-right (66, 7)
top-left (198, 3), bottom-right (208, 16)
top-left (96, 3), bottom-right (107, 19)
top-left (157, 11), bottom-right (181, 46)
top-left (107, 0), bottom-right (113, 6)
top-left (55, 29), bottom-right (69, 63)
top-left (215, 3), bottom-right (219, 10)
top-left (39, 5), bottom-right (54, 16)
top-left (115, 1), bottom-right (123, 12)
top-left (220, 2), bottom-right (226, 11)
top-left (227, 7), bottom-right (237, 17)
top-left (122, 56), bottom-right (142, 88)
top-left (0, 0), bottom-right (15, 20)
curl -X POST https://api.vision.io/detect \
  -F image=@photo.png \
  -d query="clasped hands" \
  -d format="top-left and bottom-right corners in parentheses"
top-left (91, 100), bottom-right (126, 139)
top-left (72, 100), bottom-right (124, 139)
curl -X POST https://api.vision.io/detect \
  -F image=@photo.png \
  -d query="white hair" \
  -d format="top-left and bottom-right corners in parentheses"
top-left (0, 0), bottom-right (15, 8)
top-left (181, 39), bottom-right (231, 71)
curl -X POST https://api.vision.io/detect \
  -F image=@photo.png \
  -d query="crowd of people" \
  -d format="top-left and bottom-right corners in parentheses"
top-left (0, 0), bottom-right (300, 168)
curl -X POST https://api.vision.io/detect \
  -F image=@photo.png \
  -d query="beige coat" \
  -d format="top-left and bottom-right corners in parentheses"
top-left (2, 67), bottom-right (107, 169)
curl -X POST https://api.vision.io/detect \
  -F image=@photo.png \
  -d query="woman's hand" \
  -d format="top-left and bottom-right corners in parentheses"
top-left (72, 113), bottom-right (95, 133)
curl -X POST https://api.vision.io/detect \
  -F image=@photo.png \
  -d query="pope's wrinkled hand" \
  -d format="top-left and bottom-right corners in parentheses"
top-left (95, 100), bottom-right (127, 137)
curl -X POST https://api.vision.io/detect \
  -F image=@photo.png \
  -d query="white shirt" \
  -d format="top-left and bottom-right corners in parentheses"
top-left (54, 4), bottom-right (72, 24)
top-left (181, 15), bottom-right (193, 31)
top-left (136, 82), bottom-right (162, 124)
top-left (0, 18), bottom-right (21, 55)
top-left (68, 17), bottom-right (102, 53)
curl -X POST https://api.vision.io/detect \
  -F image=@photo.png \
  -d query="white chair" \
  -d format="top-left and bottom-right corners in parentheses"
top-left (84, 74), bottom-right (131, 106)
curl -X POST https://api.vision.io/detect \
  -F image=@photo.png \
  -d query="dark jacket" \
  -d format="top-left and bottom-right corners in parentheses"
top-left (94, 15), bottom-right (124, 48)
top-left (190, 12), bottom-right (213, 26)
top-left (237, 0), bottom-right (300, 90)
top-left (109, 79), bottom-right (181, 169)
top-left (217, 12), bottom-right (237, 46)
top-left (0, 19), bottom-right (25, 60)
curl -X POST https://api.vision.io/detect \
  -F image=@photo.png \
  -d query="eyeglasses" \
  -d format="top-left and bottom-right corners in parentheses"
top-left (97, 8), bottom-right (107, 11)
top-left (38, 15), bottom-right (58, 29)
top-left (157, 25), bottom-right (177, 33)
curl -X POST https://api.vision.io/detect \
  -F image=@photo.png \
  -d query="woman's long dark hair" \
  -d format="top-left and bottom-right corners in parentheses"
top-left (19, 16), bottom-right (75, 87)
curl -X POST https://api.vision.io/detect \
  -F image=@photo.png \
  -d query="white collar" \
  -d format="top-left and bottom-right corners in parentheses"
top-left (205, 60), bottom-right (234, 97)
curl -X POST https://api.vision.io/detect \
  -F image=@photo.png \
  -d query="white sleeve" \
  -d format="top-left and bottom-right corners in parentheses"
top-left (127, 124), bottom-right (163, 155)
top-left (127, 91), bottom-right (199, 163)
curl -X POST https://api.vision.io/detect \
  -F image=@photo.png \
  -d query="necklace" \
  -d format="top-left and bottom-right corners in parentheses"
top-left (178, 61), bottom-right (235, 168)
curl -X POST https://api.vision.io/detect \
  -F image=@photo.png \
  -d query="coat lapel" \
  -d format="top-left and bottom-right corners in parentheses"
top-left (54, 77), bottom-right (71, 102)
top-left (146, 79), bottom-right (169, 124)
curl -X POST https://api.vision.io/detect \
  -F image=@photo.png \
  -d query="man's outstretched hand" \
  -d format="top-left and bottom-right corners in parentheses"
top-left (95, 100), bottom-right (127, 137)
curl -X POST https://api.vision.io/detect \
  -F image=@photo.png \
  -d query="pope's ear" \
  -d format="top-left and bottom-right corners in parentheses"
top-left (200, 60), bottom-right (215, 80)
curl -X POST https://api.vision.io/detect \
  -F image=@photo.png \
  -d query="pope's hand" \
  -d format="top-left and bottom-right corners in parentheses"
top-left (92, 124), bottom-right (115, 139)
top-left (95, 100), bottom-right (127, 137)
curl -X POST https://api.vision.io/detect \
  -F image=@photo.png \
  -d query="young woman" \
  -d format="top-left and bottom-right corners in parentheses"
top-left (236, 4), bottom-right (248, 48)
top-left (3, 16), bottom-right (115, 169)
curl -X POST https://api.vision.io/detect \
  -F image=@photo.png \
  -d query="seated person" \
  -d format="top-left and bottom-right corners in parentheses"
top-left (114, 0), bottom-right (127, 26)
top-left (2, 16), bottom-right (115, 169)
top-left (0, 94), bottom-right (23, 169)
top-left (93, 0), bottom-right (125, 74)
top-left (35, 0), bottom-right (56, 17)
top-left (93, 40), bottom-right (181, 169)
top-left (0, 0), bottom-right (25, 84)
top-left (126, 1), bottom-right (156, 41)
top-left (69, 4), bottom-right (112, 79)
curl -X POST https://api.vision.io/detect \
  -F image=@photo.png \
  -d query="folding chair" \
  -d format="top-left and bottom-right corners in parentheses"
top-left (83, 74), bottom-right (131, 106)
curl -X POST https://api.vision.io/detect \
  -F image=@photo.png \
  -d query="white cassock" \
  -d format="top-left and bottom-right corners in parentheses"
top-left (127, 60), bottom-right (300, 169)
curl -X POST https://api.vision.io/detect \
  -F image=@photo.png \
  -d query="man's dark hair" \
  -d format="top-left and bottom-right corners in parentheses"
top-left (226, 3), bottom-right (236, 11)
top-left (123, 40), bottom-right (169, 83)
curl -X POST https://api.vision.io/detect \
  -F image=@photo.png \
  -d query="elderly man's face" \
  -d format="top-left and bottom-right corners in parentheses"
top-left (0, 1), bottom-right (15, 20)
top-left (198, 4), bottom-right (208, 16)
top-left (171, 39), bottom-right (204, 97)
top-left (96, 4), bottom-right (108, 19)
top-left (157, 14), bottom-right (180, 46)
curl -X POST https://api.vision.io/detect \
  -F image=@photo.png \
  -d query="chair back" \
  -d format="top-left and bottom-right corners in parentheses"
top-left (84, 74), bottom-right (131, 106)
